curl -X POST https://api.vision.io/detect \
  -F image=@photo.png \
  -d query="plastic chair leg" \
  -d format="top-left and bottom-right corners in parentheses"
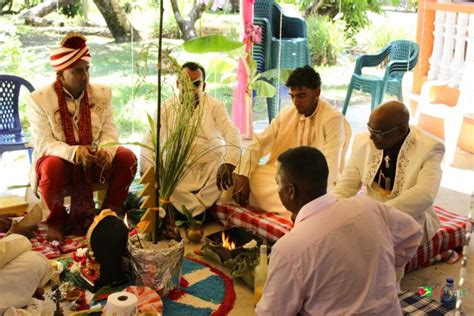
top-left (27, 148), bottom-right (33, 164)
top-left (342, 85), bottom-right (354, 116)
top-left (370, 91), bottom-right (379, 112)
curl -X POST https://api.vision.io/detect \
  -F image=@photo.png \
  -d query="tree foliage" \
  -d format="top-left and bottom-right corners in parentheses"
top-left (284, 0), bottom-right (381, 35)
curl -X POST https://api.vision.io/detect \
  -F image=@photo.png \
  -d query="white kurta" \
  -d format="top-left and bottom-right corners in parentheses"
top-left (236, 99), bottom-right (351, 213)
top-left (332, 126), bottom-right (444, 241)
top-left (140, 94), bottom-right (242, 216)
top-left (0, 234), bottom-right (51, 313)
top-left (27, 82), bottom-right (119, 195)
top-left (256, 194), bottom-right (422, 316)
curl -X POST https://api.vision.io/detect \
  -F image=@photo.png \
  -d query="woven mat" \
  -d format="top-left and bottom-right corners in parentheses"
top-left (399, 290), bottom-right (451, 315)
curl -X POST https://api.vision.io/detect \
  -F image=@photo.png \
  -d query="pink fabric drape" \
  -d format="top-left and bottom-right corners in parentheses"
top-left (231, 0), bottom-right (255, 139)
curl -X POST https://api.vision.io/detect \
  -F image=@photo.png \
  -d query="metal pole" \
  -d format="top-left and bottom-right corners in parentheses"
top-left (154, 0), bottom-right (164, 243)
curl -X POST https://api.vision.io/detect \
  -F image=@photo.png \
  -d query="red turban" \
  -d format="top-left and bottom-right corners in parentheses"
top-left (50, 33), bottom-right (91, 72)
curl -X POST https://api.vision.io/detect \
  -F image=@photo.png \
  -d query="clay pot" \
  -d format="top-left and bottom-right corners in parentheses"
top-left (185, 223), bottom-right (204, 243)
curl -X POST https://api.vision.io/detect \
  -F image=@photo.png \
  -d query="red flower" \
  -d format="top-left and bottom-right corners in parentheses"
top-left (244, 23), bottom-right (262, 45)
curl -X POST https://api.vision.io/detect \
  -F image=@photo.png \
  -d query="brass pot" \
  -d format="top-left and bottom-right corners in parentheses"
top-left (185, 223), bottom-right (204, 243)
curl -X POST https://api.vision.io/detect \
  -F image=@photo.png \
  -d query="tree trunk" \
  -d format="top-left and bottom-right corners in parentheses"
top-left (92, 0), bottom-right (141, 43)
top-left (169, 0), bottom-right (206, 41)
top-left (304, 0), bottom-right (325, 17)
top-left (19, 0), bottom-right (76, 23)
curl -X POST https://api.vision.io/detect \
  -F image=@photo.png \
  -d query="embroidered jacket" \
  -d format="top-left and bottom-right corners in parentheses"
top-left (332, 126), bottom-right (444, 241)
top-left (27, 82), bottom-right (119, 194)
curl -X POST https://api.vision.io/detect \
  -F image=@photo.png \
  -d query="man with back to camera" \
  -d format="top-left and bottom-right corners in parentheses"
top-left (256, 146), bottom-right (422, 315)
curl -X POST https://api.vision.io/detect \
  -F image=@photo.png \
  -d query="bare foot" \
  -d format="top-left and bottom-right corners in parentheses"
top-left (5, 222), bottom-right (38, 239)
top-left (33, 287), bottom-right (45, 300)
top-left (46, 225), bottom-right (65, 243)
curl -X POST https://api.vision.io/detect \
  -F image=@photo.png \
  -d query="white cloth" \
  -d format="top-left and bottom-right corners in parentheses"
top-left (140, 94), bottom-right (242, 215)
top-left (236, 99), bottom-right (351, 212)
top-left (0, 234), bottom-right (51, 313)
top-left (27, 82), bottom-right (119, 195)
top-left (256, 194), bottom-right (423, 316)
top-left (332, 126), bottom-right (444, 241)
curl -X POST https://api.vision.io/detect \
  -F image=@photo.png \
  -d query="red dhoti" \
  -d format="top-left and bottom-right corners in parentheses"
top-left (36, 146), bottom-right (137, 228)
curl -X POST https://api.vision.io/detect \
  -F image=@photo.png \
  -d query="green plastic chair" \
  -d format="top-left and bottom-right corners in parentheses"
top-left (342, 40), bottom-right (419, 116)
top-left (253, 0), bottom-right (311, 122)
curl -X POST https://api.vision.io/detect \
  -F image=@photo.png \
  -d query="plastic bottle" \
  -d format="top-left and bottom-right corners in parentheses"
top-left (440, 277), bottom-right (457, 310)
top-left (254, 244), bottom-right (268, 305)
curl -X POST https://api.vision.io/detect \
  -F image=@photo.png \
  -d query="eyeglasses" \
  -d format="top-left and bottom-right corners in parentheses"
top-left (191, 78), bottom-right (202, 88)
top-left (367, 124), bottom-right (402, 139)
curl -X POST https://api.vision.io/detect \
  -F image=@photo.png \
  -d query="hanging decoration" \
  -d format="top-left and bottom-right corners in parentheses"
top-left (231, 0), bottom-right (256, 139)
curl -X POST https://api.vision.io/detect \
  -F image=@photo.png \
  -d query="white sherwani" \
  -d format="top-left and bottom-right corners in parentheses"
top-left (27, 83), bottom-right (119, 195)
top-left (236, 99), bottom-right (351, 213)
top-left (0, 234), bottom-right (51, 313)
top-left (140, 94), bottom-right (242, 216)
top-left (332, 126), bottom-right (444, 241)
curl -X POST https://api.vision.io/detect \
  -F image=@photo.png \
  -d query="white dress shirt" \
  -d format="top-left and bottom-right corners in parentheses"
top-left (256, 194), bottom-right (422, 316)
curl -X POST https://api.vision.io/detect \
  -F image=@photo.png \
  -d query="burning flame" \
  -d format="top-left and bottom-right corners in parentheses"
top-left (221, 232), bottom-right (236, 250)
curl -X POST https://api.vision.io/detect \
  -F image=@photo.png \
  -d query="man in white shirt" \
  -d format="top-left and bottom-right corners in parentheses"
top-left (256, 146), bottom-right (422, 315)
top-left (232, 65), bottom-right (351, 214)
top-left (140, 62), bottom-right (242, 217)
top-left (332, 101), bottom-right (444, 242)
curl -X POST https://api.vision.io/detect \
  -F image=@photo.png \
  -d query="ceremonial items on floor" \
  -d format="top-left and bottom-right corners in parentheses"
top-left (105, 292), bottom-right (138, 316)
top-left (176, 207), bottom-right (205, 243)
top-left (253, 244), bottom-right (268, 305)
top-left (201, 227), bottom-right (267, 287)
top-left (129, 237), bottom-right (184, 296)
top-left (82, 210), bottom-right (129, 292)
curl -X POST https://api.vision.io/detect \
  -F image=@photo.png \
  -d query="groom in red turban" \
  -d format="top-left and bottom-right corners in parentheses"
top-left (28, 33), bottom-right (137, 242)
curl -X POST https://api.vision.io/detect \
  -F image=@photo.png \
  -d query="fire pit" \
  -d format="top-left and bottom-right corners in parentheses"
top-left (201, 227), bottom-right (271, 287)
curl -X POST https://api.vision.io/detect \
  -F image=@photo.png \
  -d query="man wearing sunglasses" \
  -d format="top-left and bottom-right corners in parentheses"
top-left (140, 62), bottom-right (242, 217)
top-left (333, 100), bottom-right (444, 244)
top-left (232, 65), bottom-right (351, 215)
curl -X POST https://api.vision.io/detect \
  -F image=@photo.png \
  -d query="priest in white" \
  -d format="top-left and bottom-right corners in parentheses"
top-left (140, 62), bottom-right (242, 216)
top-left (332, 101), bottom-right (444, 242)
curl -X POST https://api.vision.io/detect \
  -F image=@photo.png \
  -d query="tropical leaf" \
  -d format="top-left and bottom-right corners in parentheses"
top-left (183, 35), bottom-right (244, 53)
top-left (259, 68), bottom-right (293, 83)
top-left (252, 80), bottom-right (276, 97)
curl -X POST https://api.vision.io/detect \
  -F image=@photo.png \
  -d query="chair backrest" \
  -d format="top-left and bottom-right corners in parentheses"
top-left (386, 40), bottom-right (419, 80)
top-left (0, 75), bottom-right (35, 137)
top-left (254, 0), bottom-right (274, 22)
top-left (389, 40), bottom-right (419, 66)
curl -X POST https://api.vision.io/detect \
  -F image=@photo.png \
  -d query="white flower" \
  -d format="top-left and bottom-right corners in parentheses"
top-left (76, 247), bottom-right (88, 257)
top-left (69, 262), bottom-right (81, 274)
top-left (243, 239), bottom-right (258, 249)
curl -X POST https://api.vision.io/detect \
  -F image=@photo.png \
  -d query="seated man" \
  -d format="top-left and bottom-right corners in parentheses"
top-left (0, 231), bottom-right (51, 313)
top-left (233, 65), bottom-right (351, 213)
top-left (256, 146), bottom-right (422, 315)
top-left (28, 33), bottom-right (137, 241)
top-left (140, 62), bottom-right (242, 217)
top-left (332, 100), bottom-right (444, 242)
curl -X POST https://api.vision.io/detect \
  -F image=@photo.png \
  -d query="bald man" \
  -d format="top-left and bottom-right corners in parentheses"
top-left (332, 101), bottom-right (444, 242)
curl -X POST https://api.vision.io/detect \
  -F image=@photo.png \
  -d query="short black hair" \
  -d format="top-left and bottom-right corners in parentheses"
top-left (286, 65), bottom-right (321, 89)
top-left (277, 146), bottom-right (328, 193)
top-left (182, 61), bottom-right (206, 82)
